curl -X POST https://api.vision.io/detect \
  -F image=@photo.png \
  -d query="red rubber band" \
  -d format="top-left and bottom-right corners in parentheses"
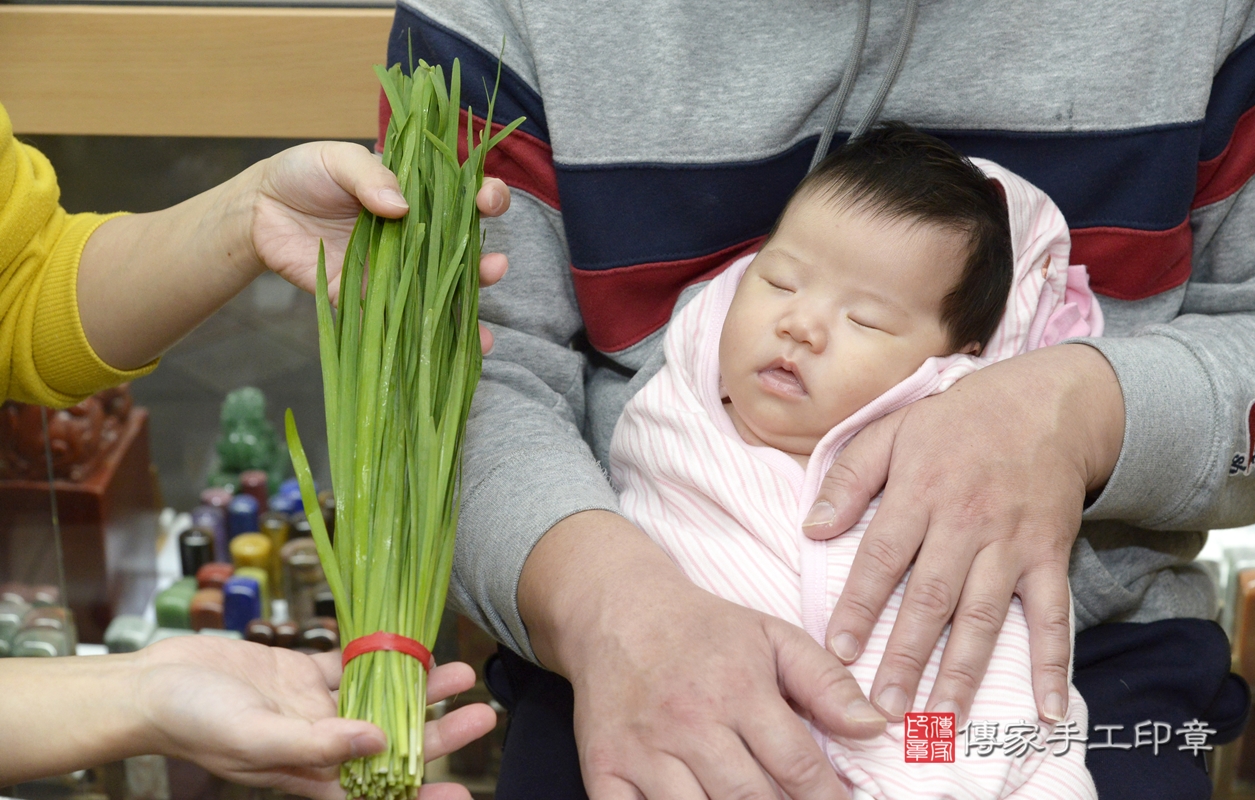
top-left (341, 632), bottom-right (434, 671)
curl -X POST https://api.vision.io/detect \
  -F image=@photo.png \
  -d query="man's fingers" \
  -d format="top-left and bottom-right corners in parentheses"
top-left (476, 177), bottom-right (511, 217)
top-left (1019, 563), bottom-right (1074, 723)
top-left (768, 618), bottom-right (885, 739)
top-left (319, 142), bottom-right (408, 218)
top-left (683, 731), bottom-right (786, 800)
top-left (424, 703), bottom-right (498, 761)
top-left (803, 410), bottom-right (903, 540)
top-left (632, 754), bottom-right (722, 800)
top-left (584, 772), bottom-right (646, 800)
top-left (866, 519), bottom-right (984, 720)
top-left (825, 497), bottom-right (928, 665)
top-left (742, 705), bottom-right (851, 800)
top-left (923, 546), bottom-right (1017, 723)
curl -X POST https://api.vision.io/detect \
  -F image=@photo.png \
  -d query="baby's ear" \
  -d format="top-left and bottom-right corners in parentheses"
top-left (959, 341), bottom-right (982, 356)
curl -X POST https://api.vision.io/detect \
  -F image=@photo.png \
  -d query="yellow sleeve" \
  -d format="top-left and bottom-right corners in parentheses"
top-left (0, 102), bottom-right (157, 408)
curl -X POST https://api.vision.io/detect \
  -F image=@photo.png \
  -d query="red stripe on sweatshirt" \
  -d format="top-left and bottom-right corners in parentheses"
top-left (1070, 219), bottom-right (1192, 301)
top-left (1196, 104), bottom-right (1255, 208)
top-left (571, 237), bottom-right (765, 353)
top-left (377, 90), bottom-right (560, 210)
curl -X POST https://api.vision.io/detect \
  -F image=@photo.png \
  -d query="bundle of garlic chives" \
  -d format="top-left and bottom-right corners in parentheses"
top-left (285, 58), bottom-right (522, 800)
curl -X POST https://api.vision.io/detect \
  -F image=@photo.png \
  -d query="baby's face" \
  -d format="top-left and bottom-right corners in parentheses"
top-left (719, 194), bottom-right (970, 456)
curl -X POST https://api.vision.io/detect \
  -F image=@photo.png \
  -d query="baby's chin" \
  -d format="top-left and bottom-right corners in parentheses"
top-left (762, 431), bottom-right (821, 458)
top-left (724, 392), bottom-right (828, 455)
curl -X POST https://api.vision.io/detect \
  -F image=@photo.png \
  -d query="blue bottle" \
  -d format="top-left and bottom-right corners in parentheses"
top-left (278, 478), bottom-right (303, 503)
top-left (227, 494), bottom-right (260, 540)
top-left (191, 505), bottom-right (228, 561)
top-left (222, 575), bottom-right (262, 633)
top-left (268, 492), bottom-right (301, 516)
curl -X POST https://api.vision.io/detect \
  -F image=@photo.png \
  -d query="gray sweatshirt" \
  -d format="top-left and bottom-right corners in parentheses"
top-left (387, 0), bottom-right (1255, 660)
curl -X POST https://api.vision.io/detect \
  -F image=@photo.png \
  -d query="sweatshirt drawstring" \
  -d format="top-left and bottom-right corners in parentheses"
top-left (809, 0), bottom-right (921, 172)
top-left (810, 0), bottom-right (870, 172)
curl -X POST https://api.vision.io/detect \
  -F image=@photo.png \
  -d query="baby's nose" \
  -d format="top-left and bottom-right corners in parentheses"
top-left (779, 311), bottom-right (827, 351)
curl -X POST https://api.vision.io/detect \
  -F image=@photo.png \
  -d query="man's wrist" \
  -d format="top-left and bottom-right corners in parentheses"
top-left (518, 509), bottom-right (691, 676)
top-left (1057, 343), bottom-right (1125, 493)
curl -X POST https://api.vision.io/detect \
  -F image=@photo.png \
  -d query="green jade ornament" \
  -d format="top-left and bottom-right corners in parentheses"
top-left (207, 387), bottom-right (289, 494)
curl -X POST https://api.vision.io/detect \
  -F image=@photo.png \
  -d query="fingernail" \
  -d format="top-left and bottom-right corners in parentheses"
top-left (830, 632), bottom-right (859, 662)
top-left (380, 188), bottom-right (408, 209)
top-left (803, 501), bottom-right (835, 528)
top-left (490, 189), bottom-right (505, 213)
top-left (932, 700), bottom-right (961, 723)
top-left (1043, 692), bottom-right (1067, 723)
top-left (875, 686), bottom-right (908, 718)
top-left (349, 732), bottom-right (383, 758)
top-left (846, 699), bottom-right (885, 724)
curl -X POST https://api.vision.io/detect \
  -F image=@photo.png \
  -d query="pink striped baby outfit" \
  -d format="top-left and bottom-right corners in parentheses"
top-left (609, 159), bottom-right (1102, 799)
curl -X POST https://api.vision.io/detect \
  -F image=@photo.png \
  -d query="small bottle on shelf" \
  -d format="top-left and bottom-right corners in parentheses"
top-left (245, 619), bottom-right (276, 646)
top-left (227, 494), bottom-right (260, 541)
top-left (317, 491), bottom-right (336, 541)
top-left (234, 567), bottom-right (270, 621)
top-left (190, 588), bottom-right (226, 631)
top-left (190, 507), bottom-right (228, 562)
top-left (155, 577), bottom-right (198, 629)
top-left (267, 493), bottom-right (301, 517)
top-left (258, 512), bottom-right (290, 592)
top-left (222, 576), bottom-right (262, 633)
top-left (179, 528), bottom-right (215, 578)
top-left (280, 538), bottom-right (323, 628)
top-left (104, 615), bottom-right (155, 654)
top-left (13, 606), bottom-right (76, 657)
top-left (230, 532), bottom-right (272, 571)
top-left (298, 617), bottom-right (339, 652)
top-left (273, 620), bottom-right (299, 648)
top-left (238, 470), bottom-right (270, 512)
top-left (196, 562), bottom-right (234, 591)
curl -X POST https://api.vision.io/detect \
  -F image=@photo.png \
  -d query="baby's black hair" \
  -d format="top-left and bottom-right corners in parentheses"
top-left (779, 122), bottom-right (1013, 353)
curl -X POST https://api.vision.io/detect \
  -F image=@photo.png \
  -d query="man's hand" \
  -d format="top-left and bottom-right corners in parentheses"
top-left (801, 344), bottom-right (1124, 724)
top-left (521, 511), bottom-right (886, 800)
top-left (135, 636), bottom-right (497, 800)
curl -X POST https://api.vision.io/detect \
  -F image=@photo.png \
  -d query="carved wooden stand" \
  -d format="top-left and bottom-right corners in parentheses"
top-left (0, 409), bottom-right (158, 643)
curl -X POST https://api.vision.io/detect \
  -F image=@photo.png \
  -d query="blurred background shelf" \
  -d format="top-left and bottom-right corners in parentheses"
top-left (0, 4), bottom-right (392, 139)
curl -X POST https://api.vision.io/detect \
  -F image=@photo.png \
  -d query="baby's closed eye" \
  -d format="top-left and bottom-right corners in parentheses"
top-left (847, 314), bottom-right (882, 331)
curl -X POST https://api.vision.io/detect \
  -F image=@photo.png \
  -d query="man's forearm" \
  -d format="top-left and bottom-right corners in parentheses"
top-left (518, 509), bottom-right (696, 676)
top-left (0, 653), bottom-right (150, 784)
top-left (76, 166), bottom-right (263, 371)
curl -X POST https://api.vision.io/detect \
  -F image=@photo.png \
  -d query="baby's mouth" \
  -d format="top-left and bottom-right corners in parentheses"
top-left (758, 359), bottom-right (807, 398)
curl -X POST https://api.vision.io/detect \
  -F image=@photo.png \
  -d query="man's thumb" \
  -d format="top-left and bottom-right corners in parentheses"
top-left (801, 411), bottom-right (900, 540)
top-left (768, 619), bottom-right (885, 739)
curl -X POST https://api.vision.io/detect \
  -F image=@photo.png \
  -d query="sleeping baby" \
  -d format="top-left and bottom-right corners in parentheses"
top-left (610, 123), bottom-right (1102, 799)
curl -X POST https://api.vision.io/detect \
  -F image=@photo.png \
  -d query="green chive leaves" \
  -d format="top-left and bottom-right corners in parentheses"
top-left (286, 58), bottom-right (522, 800)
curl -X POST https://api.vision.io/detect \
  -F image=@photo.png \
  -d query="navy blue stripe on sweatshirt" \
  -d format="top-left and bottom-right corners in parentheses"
top-left (1201, 33), bottom-right (1255, 161)
top-left (388, 5), bottom-right (549, 144)
top-left (558, 124), bottom-right (1201, 273)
